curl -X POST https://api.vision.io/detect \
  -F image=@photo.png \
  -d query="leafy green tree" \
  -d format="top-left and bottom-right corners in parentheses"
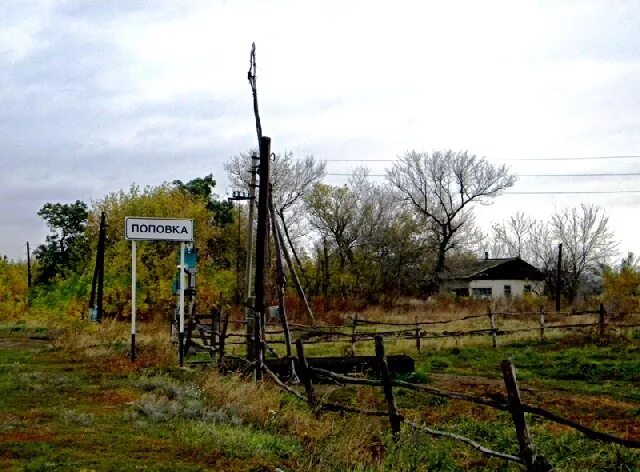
top-left (34, 200), bottom-right (89, 285)
top-left (172, 174), bottom-right (233, 226)
top-left (89, 183), bottom-right (231, 318)
top-left (0, 257), bottom-right (29, 319)
top-left (603, 254), bottom-right (640, 313)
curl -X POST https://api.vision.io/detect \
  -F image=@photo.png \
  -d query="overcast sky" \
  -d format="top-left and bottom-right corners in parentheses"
top-left (1, 0), bottom-right (639, 261)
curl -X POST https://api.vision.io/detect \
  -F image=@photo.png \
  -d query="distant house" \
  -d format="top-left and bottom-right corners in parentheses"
top-left (441, 254), bottom-right (545, 299)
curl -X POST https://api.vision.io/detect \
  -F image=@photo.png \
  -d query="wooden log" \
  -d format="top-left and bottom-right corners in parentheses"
top-left (264, 354), bottom-right (414, 379)
top-left (374, 336), bottom-right (402, 439)
top-left (539, 306), bottom-right (545, 341)
top-left (295, 339), bottom-right (319, 411)
top-left (501, 360), bottom-right (552, 472)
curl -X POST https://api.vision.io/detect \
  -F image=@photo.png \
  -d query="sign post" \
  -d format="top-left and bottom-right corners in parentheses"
top-left (179, 242), bottom-right (186, 367)
top-left (125, 217), bottom-right (194, 364)
top-left (131, 240), bottom-right (137, 361)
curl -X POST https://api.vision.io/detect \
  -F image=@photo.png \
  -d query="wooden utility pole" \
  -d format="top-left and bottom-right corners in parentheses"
top-left (253, 136), bottom-right (271, 379)
top-left (26, 242), bottom-right (32, 289)
top-left (96, 212), bottom-right (106, 322)
top-left (244, 153), bottom-right (259, 359)
top-left (89, 212), bottom-right (106, 321)
top-left (555, 243), bottom-right (562, 312)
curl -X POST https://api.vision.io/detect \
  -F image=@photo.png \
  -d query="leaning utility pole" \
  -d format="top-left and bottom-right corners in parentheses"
top-left (269, 184), bottom-right (296, 380)
top-left (247, 42), bottom-right (265, 368)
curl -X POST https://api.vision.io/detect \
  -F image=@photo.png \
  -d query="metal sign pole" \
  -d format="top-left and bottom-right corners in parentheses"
top-left (179, 242), bottom-right (185, 367)
top-left (131, 240), bottom-right (137, 362)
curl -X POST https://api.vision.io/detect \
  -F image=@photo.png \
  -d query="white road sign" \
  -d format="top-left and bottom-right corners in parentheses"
top-left (125, 217), bottom-right (194, 242)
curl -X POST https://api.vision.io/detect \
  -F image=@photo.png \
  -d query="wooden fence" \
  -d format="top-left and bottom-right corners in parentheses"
top-left (187, 305), bottom-right (640, 357)
top-left (263, 335), bottom-right (640, 472)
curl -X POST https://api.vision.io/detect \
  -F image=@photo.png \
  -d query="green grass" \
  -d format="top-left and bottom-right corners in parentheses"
top-left (412, 334), bottom-right (640, 401)
top-left (0, 328), bottom-right (299, 471)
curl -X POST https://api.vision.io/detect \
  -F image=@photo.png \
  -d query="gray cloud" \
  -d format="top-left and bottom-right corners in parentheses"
top-left (1, 1), bottom-right (640, 261)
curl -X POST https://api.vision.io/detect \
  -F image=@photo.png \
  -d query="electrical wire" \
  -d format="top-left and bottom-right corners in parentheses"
top-left (314, 155), bottom-right (640, 162)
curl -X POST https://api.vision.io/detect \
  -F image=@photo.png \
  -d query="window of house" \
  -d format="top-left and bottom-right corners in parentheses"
top-left (524, 284), bottom-right (532, 293)
top-left (453, 288), bottom-right (469, 297)
top-left (504, 285), bottom-right (511, 297)
top-left (471, 287), bottom-right (492, 298)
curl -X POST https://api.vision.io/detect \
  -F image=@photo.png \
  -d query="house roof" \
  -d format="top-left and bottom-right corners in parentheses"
top-left (443, 257), bottom-right (545, 281)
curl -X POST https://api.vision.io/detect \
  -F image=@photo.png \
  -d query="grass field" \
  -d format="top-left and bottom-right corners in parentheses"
top-left (1, 317), bottom-right (639, 471)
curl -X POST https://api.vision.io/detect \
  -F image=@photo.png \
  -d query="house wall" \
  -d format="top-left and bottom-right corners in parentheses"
top-left (441, 279), bottom-right (545, 298)
top-left (468, 279), bottom-right (544, 298)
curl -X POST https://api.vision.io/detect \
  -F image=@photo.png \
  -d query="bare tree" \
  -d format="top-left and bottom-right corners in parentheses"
top-left (387, 150), bottom-right (516, 289)
top-left (491, 212), bottom-right (534, 258)
top-left (526, 220), bottom-right (557, 273)
top-left (551, 204), bottom-right (618, 302)
top-left (225, 150), bottom-right (326, 268)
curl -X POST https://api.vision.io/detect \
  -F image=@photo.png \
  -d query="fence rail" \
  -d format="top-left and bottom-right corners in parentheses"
top-left (191, 305), bottom-right (640, 355)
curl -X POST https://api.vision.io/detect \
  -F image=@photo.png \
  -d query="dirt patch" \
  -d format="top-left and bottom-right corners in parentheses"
top-left (0, 431), bottom-right (55, 442)
top-left (94, 390), bottom-right (138, 404)
top-left (427, 372), bottom-right (640, 440)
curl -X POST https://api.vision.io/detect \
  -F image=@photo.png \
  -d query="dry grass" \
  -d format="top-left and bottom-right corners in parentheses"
top-left (197, 368), bottom-right (393, 470)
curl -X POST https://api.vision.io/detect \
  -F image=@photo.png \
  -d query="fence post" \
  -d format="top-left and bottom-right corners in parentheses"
top-left (539, 306), bottom-right (545, 341)
top-left (501, 360), bottom-right (552, 472)
top-left (415, 315), bottom-right (421, 354)
top-left (217, 312), bottom-right (229, 368)
top-left (489, 308), bottom-right (497, 348)
top-left (351, 314), bottom-right (358, 356)
top-left (374, 335), bottom-right (402, 439)
top-left (599, 303), bottom-right (606, 340)
top-left (210, 308), bottom-right (217, 358)
top-left (295, 339), bottom-right (319, 412)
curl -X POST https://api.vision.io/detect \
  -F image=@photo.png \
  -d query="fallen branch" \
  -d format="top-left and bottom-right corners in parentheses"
top-left (405, 420), bottom-right (523, 463)
top-left (262, 365), bottom-right (306, 401)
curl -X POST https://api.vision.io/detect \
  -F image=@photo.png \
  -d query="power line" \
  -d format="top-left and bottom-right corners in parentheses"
top-left (316, 155), bottom-right (640, 162)
top-left (323, 172), bottom-right (640, 194)
top-left (505, 190), bottom-right (640, 195)
top-left (507, 155), bottom-right (640, 161)
top-left (325, 172), bottom-right (640, 178)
